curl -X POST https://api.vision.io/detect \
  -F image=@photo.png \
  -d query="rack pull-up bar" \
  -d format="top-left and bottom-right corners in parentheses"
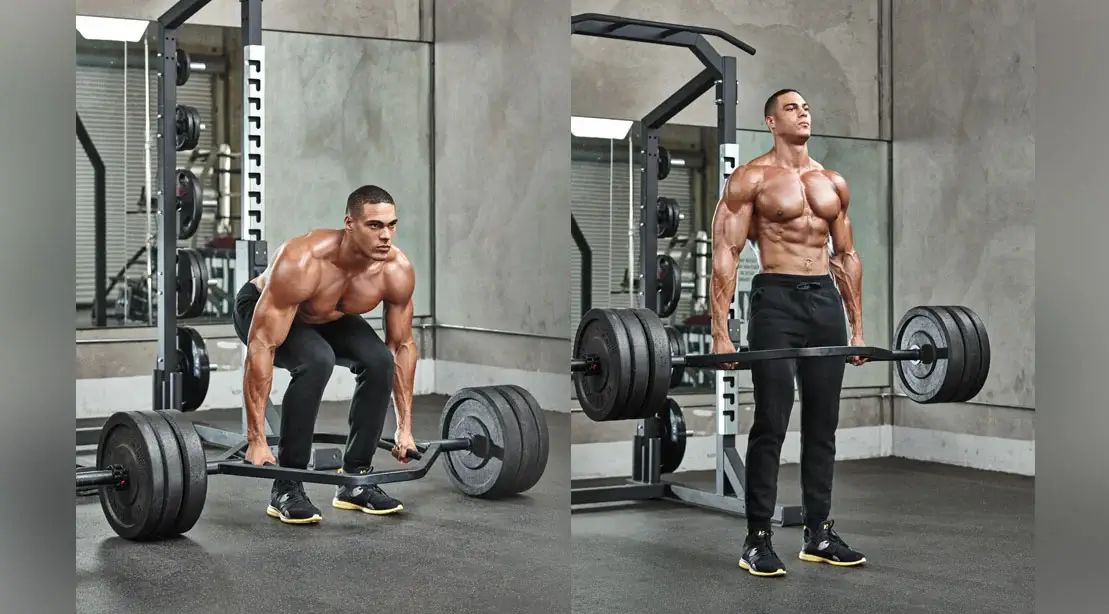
top-left (571, 13), bottom-right (756, 58)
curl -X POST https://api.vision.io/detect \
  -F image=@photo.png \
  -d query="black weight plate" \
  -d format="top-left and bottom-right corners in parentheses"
top-left (439, 387), bottom-right (524, 498)
top-left (573, 309), bottom-right (634, 422)
top-left (176, 169), bottom-right (203, 240)
top-left (935, 306), bottom-right (981, 403)
top-left (497, 384), bottom-right (549, 493)
top-left (658, 398), bottom-right (688, 475)
top-left (97, 411), bottom-right (167, 541)
top-left (159, 409), bottom-right (209, 536)
top-left (142, 411), bottom-right (185, 539)
top-left (658, 146), bottom-right (672, 181)
top-left (630, 308), bottom-right (674, 420)
top-left (657, 255), bottom-right (682, 318)
top-left (612, 309), bottom-right (652, 420)
top-left (474, 386), bottom-right (533, 494)
top-left (664, 325), bottom-right (685, 388)
top-left (176, 250), bottom-right (209, 319)
top-left (954, 305), bottom-right (991, 400)
top-left (893, 306), bottom-right (965, 404)
top-left (175, 49), bottom-right (191, 86)
top-left (657, 197), bottom-right (680, 239)
top-left (177, 325), bottom-right (211, 411)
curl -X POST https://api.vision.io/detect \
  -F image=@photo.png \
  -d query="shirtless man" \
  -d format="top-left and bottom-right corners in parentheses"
top-left (710, 89), bottom-right (867, 577)
top-left (231, 185), bottom-right (418, 524)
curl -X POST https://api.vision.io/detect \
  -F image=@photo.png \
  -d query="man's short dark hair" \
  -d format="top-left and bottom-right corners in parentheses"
top-left (764, 88), bottom-right (801, 118)
top-left (346, 185), bottom-right (395, 217)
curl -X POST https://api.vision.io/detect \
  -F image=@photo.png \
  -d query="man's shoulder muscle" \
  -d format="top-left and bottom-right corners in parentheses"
top-left (383, 249), bottom-right (415, 304)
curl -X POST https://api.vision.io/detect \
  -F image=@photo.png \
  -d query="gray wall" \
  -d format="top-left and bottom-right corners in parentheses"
top-left (891, 0), bottom-right (1035, 410)
top-left (76, 0), bottom-right (431, 41)
top-left (432, 0), bottom-right (571, 402)
top-left (264, 30), bottom-right (433, 317)
top-left (570, 0), bottom-right (883, 138)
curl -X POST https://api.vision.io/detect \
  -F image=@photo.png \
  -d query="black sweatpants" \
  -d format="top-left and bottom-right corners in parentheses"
top-left (744, 273), bottom-right (848, 531)
top-left (232, 282), bottom-right (394, 473)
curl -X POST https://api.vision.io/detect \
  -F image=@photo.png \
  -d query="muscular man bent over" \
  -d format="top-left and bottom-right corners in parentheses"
top-left (711, 90), bottom-right (867, 577)
top-left (232, 185), bottom-right (418, 524)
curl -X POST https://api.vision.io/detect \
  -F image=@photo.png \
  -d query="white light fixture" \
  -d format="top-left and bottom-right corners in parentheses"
top-left (571, 116), bottom-right (633, 140)
top-left (76, 16), bottom-right (150, 43)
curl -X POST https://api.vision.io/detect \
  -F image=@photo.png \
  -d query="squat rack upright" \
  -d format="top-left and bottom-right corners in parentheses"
top-left (568, 14), bottom-right (802, 526)
top-left (153, 0), bottom-right (267, 412)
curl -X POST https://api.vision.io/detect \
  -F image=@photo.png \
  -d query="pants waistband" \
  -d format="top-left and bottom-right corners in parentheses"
top-left (750, 273), bottom-right (834, 291)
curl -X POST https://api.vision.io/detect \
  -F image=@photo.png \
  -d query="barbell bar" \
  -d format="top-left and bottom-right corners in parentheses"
top-left (570, 305), bottom-right (989, 422)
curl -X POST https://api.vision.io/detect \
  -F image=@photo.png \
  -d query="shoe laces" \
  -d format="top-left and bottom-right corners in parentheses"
top-left (278, 481), bottom-right (310, 507)
top-left (749, 529), bottom-right (778, 554)
top-left (813, 520), bottom-right (851, 549)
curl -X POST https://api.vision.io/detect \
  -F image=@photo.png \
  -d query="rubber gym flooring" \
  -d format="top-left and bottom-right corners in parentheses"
top-left (76, 395), bottom-right (571, 614)
top-left (572, 458), bottom-right (1033, 614)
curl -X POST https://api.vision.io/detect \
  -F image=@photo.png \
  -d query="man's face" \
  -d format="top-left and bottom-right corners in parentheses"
top-left (345, 202), bottom-right (397, 260)
top-left (766, 92), bottom-right (811, 140)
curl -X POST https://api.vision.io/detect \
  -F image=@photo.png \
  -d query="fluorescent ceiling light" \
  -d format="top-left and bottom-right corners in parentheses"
top-left (571, 116), bottom-right (633, 140)
top-left (76, 16), bottom-right (150, 43)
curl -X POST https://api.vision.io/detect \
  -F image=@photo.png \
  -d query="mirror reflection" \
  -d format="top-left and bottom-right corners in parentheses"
top-left (76, 20), bottom-right (236, 328)
top-left (570, 121), bottom-right (891, 394)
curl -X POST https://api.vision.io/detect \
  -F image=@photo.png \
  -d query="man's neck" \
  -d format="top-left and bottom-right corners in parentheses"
top-left (771, 140), bottom-right (810, 170)
top-left (336, 233), bottom-right (372, 272)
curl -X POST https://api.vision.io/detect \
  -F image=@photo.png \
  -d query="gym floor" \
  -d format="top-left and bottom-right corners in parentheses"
top-left (571, 458), bottom-right (1033, 614)
top-left (76, 395), bottom-right (571, 613)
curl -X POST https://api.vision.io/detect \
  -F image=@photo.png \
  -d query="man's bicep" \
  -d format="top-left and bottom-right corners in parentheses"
top-left (384, 298), bottom-right (415, 347)
top-left (246, 290), bottom-right (298, 350)
top-left (829, 211), bottom-right (856, 254)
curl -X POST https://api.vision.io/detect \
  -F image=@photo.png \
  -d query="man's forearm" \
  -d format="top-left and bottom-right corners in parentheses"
top-left (390, 339), bottom-right (418, 432)
top-left (242, 347), bottom-right (275, 444)
top-left (709, 253), bottom-right (739, 341)
top-left (830, 251), bottom-right (864, 337)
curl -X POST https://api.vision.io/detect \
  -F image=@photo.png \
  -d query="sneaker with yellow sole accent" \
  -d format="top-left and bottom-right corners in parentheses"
top-left (267, 480), bottom-right (323, 524)
top-left (332, 468), bottom-right (404, 515)
top-left (739, 529), bottom-right (788, 577)
top-left (799, 520), bottom-right (866, 566)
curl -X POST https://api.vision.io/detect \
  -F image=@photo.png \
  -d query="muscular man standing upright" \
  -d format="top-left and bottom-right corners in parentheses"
top-left (232, 185), bottom-right (419, 525)
top-left (710, 90), bottom-right (868, 577)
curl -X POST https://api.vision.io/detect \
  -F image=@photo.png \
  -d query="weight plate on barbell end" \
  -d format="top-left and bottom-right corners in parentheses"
top-left (175, 49), bottom-right (192, 86)
top-left (158, 409), bottom-right (209, 536)
top-left (177, 325), bottom-right (211, 412)
top-left (938, 306), bottom-right (991, 403)
top-left (500, 384), bottom-right (550, 493)
top-left (487, 385), bottom-right (549, 494)
top-left (953, 305), bottom-right (991, 400)
top-left (629, 308), bottom-right (674, 420)
top-left (657, 255), bottom-right (682, 318)
top-left (664, 325), bottom-right (685, 388)
top-left (612, 309), bottom-right (653, 420)
top-left (176, 169), bottom-right (203, 240)
top-left (96, 411), bottom-right (168, 541)
top-left (658, 398), bottom-right (688, 475)
top-left (658, 146), bottom-right (672, 181)
top-left (573, 309), bottom-right (634, 422)
top-left (893, 306), bottom-right (967, 404)
top-left (439, 387), bottom-right (525, 498)
top-left (142, 410), bottom-right (186, 539)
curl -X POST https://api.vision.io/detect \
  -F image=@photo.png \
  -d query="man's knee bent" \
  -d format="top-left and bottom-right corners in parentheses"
top-left (349, 343), bottom-right (394, 383)
top-left (289, 351), bottom-right (337, 383)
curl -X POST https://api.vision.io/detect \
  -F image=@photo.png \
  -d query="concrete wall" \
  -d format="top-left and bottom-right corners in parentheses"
top-left (76, 0), bottom-right (432, 42)
top-left (263, 30), bottom-right (433, 318)
top-left (431, 0), bottom-right (571, 410)
top-left (570, 0), bottom-right (883, 138)
top-left (890, 0), bottom-right (1034, 468)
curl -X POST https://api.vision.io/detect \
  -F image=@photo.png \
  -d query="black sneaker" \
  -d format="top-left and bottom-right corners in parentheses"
top-left (266, 480), bottom-right (323, 524)
top-left (799, 519), bottom-right (866, 566)
top-left (332, 468), bottom-right (404, 515)
top-left (739, 529), bottom-right (787, 577)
